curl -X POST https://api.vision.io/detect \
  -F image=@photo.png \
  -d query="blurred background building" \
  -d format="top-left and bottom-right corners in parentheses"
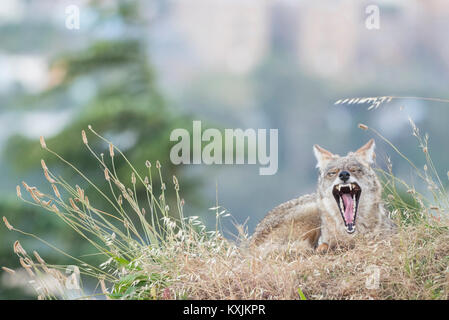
top-left (1, 0), bottom-right (449, 298)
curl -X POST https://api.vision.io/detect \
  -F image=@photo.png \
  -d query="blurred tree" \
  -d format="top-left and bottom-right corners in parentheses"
top-left (1, 1), bottom-right (193, 298)
top-left (5, 1), bottom-right (191, 207)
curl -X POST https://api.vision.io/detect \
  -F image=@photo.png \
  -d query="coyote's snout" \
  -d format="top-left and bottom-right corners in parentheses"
top-left (251, 139), bottom-right (396, 254)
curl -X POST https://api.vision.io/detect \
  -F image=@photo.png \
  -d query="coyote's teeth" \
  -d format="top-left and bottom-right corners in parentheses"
top-left (349, 184), bottom-right (353, 191)
top-left (337, 185), bottom-right (341, 191)
top-left (353, 195), bottom-right (357, 213)
top-left (339, 197), bottom-right (343, 211)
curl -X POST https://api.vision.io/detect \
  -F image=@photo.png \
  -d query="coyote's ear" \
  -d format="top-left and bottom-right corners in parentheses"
top-left (355, 139), bottom-right (376, 165)
top-left (313, 144), bottom-right (335, 170)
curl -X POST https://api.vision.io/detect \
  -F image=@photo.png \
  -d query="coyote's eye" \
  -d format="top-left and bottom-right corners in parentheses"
top-left (327, 169), bottom-right (338, 177)
top-left (349, 166), bottom-right (362, 174)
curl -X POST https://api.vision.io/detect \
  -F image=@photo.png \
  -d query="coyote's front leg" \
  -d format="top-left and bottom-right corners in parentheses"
top-left (316, 243), bottom-right (329, 253)
top-left (316, 233), bottom-right (330, 253)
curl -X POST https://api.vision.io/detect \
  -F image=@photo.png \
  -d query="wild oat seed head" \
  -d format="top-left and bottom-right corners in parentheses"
top-left (44, 169), bottom-right (56, 184)
top-left (40, 136), bottom-right (47, 149)
top-left (41, 159), bottom-right (48, 170)
top-left (22, 181), bottom-right (30, 191)
top-left (104, 168), bottom-right (110, 181)
top-left (145, 160), bottom-right (151, 168)
top-left (52, 184), bottom-right (61, 198)
top-left (81, 130), bottom-right (88, 144)
top-left (109, 143), bottom-right (115, 157)
top-left (29, 189), bottom-right (41, 204)
top-left (156, 160), bottom-right (161, 169)
top-left (1, 267), bottom-right (16, 275)
top-left (33, 251), bottom-right (46, 265)
top-left (69, 198), bottom-right (80, 211)
top-left (14, 240), bottom-right (27, 256)
top-left (76, 185), bottom-right (84, 199)
top-left (358, 123), bottom-right (369, 130)
top-left (16, 185), bottom-right (22, 198)
top-left (33, 189), bottom-right (44, 198)
top-left (3, 216), bottom-right (13, 231)
top-left (19, 258), bottom-right (35, 277)
top-left (131, 172), bottom-right (136, 185)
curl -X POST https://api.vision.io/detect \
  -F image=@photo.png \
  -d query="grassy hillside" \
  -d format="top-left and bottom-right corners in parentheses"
top-left (2, 121), bottom-right (449, 300)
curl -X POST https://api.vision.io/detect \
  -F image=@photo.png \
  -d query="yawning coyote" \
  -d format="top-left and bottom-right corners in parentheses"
top-left (251, 139), bottom-right (396, 253)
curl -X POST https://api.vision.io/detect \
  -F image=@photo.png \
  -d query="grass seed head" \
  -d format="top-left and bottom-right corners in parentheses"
top-left (104, 168), bottom-right (110, 181)
top-left (81, 130), bottom-right (88, 145)
top-left (2, 267), bottom-right (16, 275)
top-left (52, 184), bottom-right (61, 198)
top-left (40, 136), bottom-right (47, 149)
top-left (13, 240), bottom-right (27, 256)
top-left (44, 169), bottom-right (56, 184)
top-left (358, 123), bottom-right (369, 130)
top-left (109, 143), bottom-right (115, 157)
top-left (16, 185), bottom-right (22, 198)
top-left (19, 258), bottom-right (35, 277)
top-left (3, 216), bottom-right (13, 231)
top-left (41, 159), bottom-right (48, 170)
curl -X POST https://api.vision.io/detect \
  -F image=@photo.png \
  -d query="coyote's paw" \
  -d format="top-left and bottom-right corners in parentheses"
top-left (316, 243), bottom-right (329, 254)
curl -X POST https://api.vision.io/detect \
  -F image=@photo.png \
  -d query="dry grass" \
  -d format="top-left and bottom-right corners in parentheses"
top-left (165, 218), bottom-right (449, 300)
top-left (2, 119), bottom-right (449, 300)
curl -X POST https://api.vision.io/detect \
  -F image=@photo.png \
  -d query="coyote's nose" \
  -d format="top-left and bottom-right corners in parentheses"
top-left (339, 170), bottom-right (350, 182)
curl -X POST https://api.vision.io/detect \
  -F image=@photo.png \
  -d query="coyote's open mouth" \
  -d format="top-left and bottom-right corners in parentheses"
top-left (332, 183), bottom-right (361, 233)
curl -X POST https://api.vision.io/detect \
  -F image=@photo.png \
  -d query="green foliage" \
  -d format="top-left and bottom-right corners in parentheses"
top-left (0, 1), bottom-right (195, 299)
top-left (297, 288), bottom-right (307, 300)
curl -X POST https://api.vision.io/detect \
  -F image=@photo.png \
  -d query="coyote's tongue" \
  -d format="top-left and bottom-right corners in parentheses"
top-left (341, 193), bottom-right (354, 224)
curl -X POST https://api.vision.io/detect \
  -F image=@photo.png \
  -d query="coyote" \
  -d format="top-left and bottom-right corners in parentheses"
top-left (251, 139), bottom-right (396, 253)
